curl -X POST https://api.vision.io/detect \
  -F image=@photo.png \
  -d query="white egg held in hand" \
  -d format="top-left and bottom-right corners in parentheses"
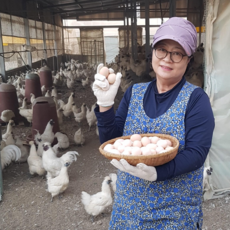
top-left (107, 73), bottom-right (116, 84)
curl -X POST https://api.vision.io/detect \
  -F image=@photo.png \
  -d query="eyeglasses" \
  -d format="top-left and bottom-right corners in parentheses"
top-left (154, 48), bottom-right (190, 63)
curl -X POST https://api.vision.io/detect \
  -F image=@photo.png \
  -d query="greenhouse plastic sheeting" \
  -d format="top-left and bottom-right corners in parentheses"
top-left (204, 0), bottom-right (230, 199)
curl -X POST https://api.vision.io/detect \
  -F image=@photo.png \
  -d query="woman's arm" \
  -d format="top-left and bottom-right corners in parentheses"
top-left (95, 86), bottom-right (133, 144)
top-left (156, 88), bottom-right (215, 181)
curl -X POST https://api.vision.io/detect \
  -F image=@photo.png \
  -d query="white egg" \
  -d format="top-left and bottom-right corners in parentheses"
top-left (145, 143), bottom-right (157, 150)
top-left (124, 146), bottom-right (133, 153)
top-left (151, 136), bottom-right (159, 144)
top-left (107, 73), bottom-right (116, 84)
top-left (133, 140), bottom-right (142, 148)
top-left (157, 139), bottom-right (168, 149)
top-left (156, 146), bottom-right (164, 154)
top-left (141, 147), bottom-right (152, 155)
top-left (150, 149), bottom-right (157, 155)
top-left (165, 146), bottom-right (174, 151)
top-left (130, 134), bottom-right (142, 142)
top-left (131, 147), bottom-right (142, 155)
top-left (108, 149), bottom-right (120, 154)
top-left (118, 145), bottom-right (125, 153)
top-left (121, 150), bottom-right (131, 155)
top-left (141, 137), bottom-right (151, 146)
top-left (99, 66), bottom-right (109, 77)
top-left (104, 144), bottom-right (114, 151)
top-left (113, 141), bottom-right (121, 150)
top-left (123, 139), bottom-right (133, 147)
top-left (116, 138), bottom-right (125, 143)
top-left (166, 139), bottom-right (172, 146)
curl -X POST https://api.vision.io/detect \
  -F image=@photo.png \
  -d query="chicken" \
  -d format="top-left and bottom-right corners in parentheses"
top-left (72, 103), bottom-right (80, 114)
top-left (86, 103), bottom-right (97, 131)
top-left (19, 108), bottom-right (33, 123)
top-left (27, 141), bottom-right (46, 176)
top-left (14, 136), bottom-right (30, 163)
top-left (58, 92), bottom-right (75, 118)
top-left (47, 161), bottom-right (70, 202)
top-left (41, 85), bottom-right (46, 96)
top-left (74, 128), bottom-right (85, 146)
top-left (0, 110), bottom-right (15, 123)
top-left (41, 119), bottom-right (55, 144)
top-left (1, 140), bottom-right (6, 150)
top-left (73, 103), bottom-right (87, 125)
top-left (2, 120), bottom-right (15, 145)
top-left (82, 76), bottom-right (89, 87)
top-left (81, 176), bottom-right (112, 221)
top-left (109, 173), bottom-right (117, 192)
top-left (56, 108), bottom-right (64, 126)
top-left (42, 142), bottom-right (79, 178)
top-left (30, 93), bottom-right (36, 104)
top-left (19, 97), bottom-right (28, 109)
top-left (45, 89), bottom-right (51, 97)
top-left (51, 86), bottom-right (58, 98)
top-left (54, 132), bottom-right (69, 149)
top-left (203, 166), bottom-right (213, 191)
top-left (1, 145), bottom-right (21, 170)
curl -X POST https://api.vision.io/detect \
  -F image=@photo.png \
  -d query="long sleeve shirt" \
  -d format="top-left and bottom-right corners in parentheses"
top-left (95, 77), bottom-right (215, 181)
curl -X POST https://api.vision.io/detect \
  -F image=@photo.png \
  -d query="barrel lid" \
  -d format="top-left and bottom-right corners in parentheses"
top-left (39, 65), bottom-right (51, 72)
top-left (32, 96), bottom-right (56, 107)
top-left (25, 72), bottom-right (40, 80)
top-left (0, 83), bottom-right (16, 92)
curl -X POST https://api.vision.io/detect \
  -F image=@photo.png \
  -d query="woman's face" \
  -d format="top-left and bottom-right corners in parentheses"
top-left (152, 39), bottom-right (190, 83)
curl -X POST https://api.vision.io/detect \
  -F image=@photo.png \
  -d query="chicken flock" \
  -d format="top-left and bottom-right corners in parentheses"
top-left (0, 59), bottom-right (118, 221)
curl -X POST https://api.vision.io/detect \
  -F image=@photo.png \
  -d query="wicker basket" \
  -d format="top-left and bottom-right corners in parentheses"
top-left (99, 133), bottom-right (179, 166)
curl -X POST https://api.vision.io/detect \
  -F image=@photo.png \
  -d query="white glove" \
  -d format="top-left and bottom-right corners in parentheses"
top-left (93, 64), bottom-right (122, 107)
top-left (110, 159), bottom-right (157, 181)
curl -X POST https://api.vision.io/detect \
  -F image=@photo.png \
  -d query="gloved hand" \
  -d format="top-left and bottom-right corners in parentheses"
top-left (110, 159), bottom-right (157, 181)
top-left (93, 63), bottom-right (122, 107)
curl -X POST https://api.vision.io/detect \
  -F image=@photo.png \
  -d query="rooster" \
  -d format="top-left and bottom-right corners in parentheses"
top-left (42, 142), bottom-right (79, 178)
top-left (1, 145), bottom-right (21, 170)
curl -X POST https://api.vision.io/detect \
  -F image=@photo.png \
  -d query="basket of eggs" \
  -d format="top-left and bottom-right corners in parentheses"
top-left (99, 133), bottom-right (179, 166)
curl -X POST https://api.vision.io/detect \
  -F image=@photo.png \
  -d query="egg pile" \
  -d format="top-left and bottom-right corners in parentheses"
top-left (99, 66), bottom-right (116, 85)
top-left (103, 134), bottom-right (174, 156)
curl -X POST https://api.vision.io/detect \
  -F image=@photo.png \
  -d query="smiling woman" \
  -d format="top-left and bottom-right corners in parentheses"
top-left (93, 17), bottom-right (215, 229)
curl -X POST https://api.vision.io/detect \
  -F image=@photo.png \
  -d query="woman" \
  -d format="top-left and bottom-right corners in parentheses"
top-left (93, 17), bottom-right (215, 229)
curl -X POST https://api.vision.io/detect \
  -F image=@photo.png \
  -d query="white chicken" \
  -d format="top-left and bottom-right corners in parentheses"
top-left (54, 132), bottom-right (70, 149)
top-left (41, 85), bottom-right (46, 96)
top-left (58, 92), bottom-right (75, 118)
top-left (81, 176), bottom-right (112, 221)
top-left (14, 136), bottom-right (30, 163)
top-left (2, 120), bottom-right (15, 145)
top-left (30, 93), bottom-right (36, 104)
top-left (42, 142), bottom-right (79, 178)
top-left (27, 141), bottom-right (46, 176)
top-left (46, 160), bottom-right (70, 202)
top-left (19, 108), bottom-right (33, 123)
top-left (203, 166), bottom-right (213, 191)
top-left (86, 103), bottom-right (97, 131)
top-left (0, 110), bottom-right (15, 123)
top-left (73, 103), bottom-right (87, 125)
top-left (72, 103), bottom-right (80, 114)
top-left (82, 76), bottom-right (89, 87)
top-left (40, 119), bottom-right (55, 144)
top-left (1, 145), bottom-right (21, 170)
top-left (51, 86), bottom-right (58, 98)
top-left (19, 97), bottom-right (28, 109)
top-left (45, 89), bottom-right (51, 97)
top-left (74, 128), bottom-right (85, 146)
top-left (56, 108), bottom-right (64, 126)
top-left (109, 173), bottom-right (117, 193)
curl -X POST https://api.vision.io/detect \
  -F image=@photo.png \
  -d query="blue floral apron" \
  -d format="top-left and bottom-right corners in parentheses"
top-left (109, 82), bottom-right (203, 230)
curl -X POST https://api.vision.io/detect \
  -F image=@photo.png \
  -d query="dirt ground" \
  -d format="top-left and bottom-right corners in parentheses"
top-left (0, 79), bottom-right (230, 230)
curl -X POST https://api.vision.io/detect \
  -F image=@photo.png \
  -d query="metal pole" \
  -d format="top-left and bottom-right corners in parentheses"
top-left (169, 0), bottom-right (176, 18)
top-left (24, 18), bottom-right (32, 68)
top-left (52, 18), bottom-right (58, 72)
top-left (145, 0), bottom-right (150, 72)
top-left (133, 0), bottom-right (137, 61)
top-left (0, 124), bottom-right (3, 201)
top-left (42, 21), bottom-right (47, 61)
top-left (0, 16), bottom-right (6, 81)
